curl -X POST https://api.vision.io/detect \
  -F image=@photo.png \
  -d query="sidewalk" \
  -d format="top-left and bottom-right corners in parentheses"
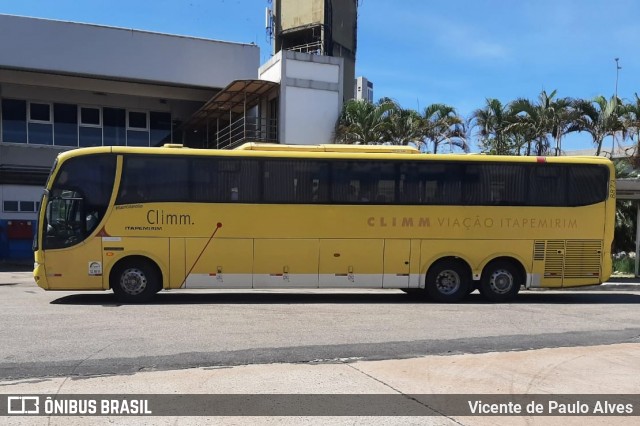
top-left (2, 343), bottom-right (639, 425)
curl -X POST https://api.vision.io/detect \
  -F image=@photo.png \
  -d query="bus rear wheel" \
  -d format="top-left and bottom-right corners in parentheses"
top-left (111, 259), bottom-right (160, 303)
top-left (426, 259), bottom-right (470, 302)
top-left (479, 260), bottom-right (521, 302)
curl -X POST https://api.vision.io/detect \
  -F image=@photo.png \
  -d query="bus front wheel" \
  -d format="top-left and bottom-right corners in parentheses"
top-left (111, 259), bottom-right (160, 303)
top-left (426, 259), bottom-right (470, 303)
top-left (479, 260), bottom-right (521, 302)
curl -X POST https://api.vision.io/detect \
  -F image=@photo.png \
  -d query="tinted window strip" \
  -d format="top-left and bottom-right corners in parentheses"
top-left (114, 155), bottom-right (609, 207)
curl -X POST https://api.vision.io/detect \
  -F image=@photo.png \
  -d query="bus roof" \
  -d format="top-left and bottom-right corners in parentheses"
top-left (233, 142), bottom-right (420, 154)
top-left (53, 144), bottom-right (614, 168)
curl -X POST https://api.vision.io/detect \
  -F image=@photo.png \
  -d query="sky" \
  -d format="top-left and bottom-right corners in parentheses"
top-left (1, 0), bottom-right (638, 152)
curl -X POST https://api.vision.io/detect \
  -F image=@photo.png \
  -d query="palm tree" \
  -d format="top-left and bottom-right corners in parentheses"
top-left (508, 90), bottom-right (582, 156)
top-left (574, 95), bottom-right (626, 156)
top-left (334, 98), bottom-right (396, 144)
top-left (623, 94), bottom-right (640, 158)
top-left (509, 90), bottom-right (564, 156)
top-left (422, 103), bottom-right (468, 153)
top-left (469, 98), bottom-right (518, 154)
top-left (507, 99), bottom-right (541, 155)
top-left (378, 99), bottom-right (424, 146)
top-left (549, 97), bottom-right (581, 155)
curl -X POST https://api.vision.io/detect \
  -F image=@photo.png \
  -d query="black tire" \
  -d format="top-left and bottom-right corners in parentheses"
top-left (479, 260), bottom-right (522, 302)
top-left (111, 259), bottom-right (161, 303)
top-left (426, 259), bottom-right (470, 302)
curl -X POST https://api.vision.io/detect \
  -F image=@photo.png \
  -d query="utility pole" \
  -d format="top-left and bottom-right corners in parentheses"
top-left (615, 58), bottom-right (621, 101)
top-left (612, 58), bottom-right (622, 157)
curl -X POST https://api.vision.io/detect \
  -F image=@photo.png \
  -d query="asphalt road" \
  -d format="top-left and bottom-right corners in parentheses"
top-left (2, 271), bottom-right (640, 381)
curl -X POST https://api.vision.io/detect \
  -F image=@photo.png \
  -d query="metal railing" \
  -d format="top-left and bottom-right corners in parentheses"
top-left (286, 41), bottom-right (323, 55)
top-left (215, 116), bottom-right (278, 149)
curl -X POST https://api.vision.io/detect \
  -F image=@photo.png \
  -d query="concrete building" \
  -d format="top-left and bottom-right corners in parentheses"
top-left (270, 0), bottom-right (357, 104)
top-left (0, 14), bottom-right (259, 260)
top-left (354, 76), bottom-right (373, 102)
top-left (259, 50), bottom-right (343, 145)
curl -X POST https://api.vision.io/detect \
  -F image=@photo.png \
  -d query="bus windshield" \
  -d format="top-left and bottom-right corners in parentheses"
top-left (43, 155), bottom-right (116, 249)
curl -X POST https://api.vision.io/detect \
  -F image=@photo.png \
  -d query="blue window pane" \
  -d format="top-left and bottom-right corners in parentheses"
top-left (20, 201), bottom-right (35, 212)
top-left (81, 107), bottom-right (100, 126)
top-left (54, 123), bottom-right (78, 146)
top-left (28, 123), bottom-right (53, 145)
top-left (1, 99), bottom-right (27, 143)
top-left (3, 201), bottom-right (19, 212)
top-left (150, 112), bottom-right (171, 146)
top-left (30, 103), bottom-right (51, 122)
top-left (103, 107), bottom-right (126, 146)
top-left (127, 130), bottom-right (149, 147)
top-left (79, 126), bottom-right (102, 147)
top-left (53, 103), bottom-right (78, 147)
top-left (128, 111), bottom-right (147, 129)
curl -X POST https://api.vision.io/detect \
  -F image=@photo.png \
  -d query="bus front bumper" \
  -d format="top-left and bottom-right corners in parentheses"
top-left (33, 261), bottom-right (49, 290)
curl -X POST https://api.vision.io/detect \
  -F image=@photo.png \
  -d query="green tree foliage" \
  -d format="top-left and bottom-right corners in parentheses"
top-left (334, 90), bottom-right (638, 157)
top-left (334, 98), bottom-right (396, 145)
top-left (623, 94), bottom-right (640, 161)
top-left (614, 159), bottom-right (640, 253)
top-left (383, 99), bottom-right (424, 146)
top-left (469, 98), bottom-right (524, 155)
top-left (421, 103), bottom-right (468, 154)
top-left (574, 95), bottom-right (626, 156)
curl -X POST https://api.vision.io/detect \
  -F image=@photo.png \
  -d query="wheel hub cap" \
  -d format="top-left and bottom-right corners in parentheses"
top-left (120, 268), bottom-right (147, 295)
top-left (436, 270), bottom-right (460, 295)
top-left (490, 269), bottom-right (513, 294)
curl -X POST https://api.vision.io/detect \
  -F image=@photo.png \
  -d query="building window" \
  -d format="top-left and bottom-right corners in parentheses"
top-left (127, 110), bottom-right (149, 147)
top-left (29, 103), bottom-right (52, 123)
top-left (53, 103), bottom-right (78, 147)
top-left (28, 102), bottom-right (53, 145)
top-left (19, 201), bottom-right (36, 212)
top-left (2, 98), bottom-right (168, 148)
top-left (128, 111), bottom-right (149, 130)
top-left (79, 106), bottom-right (102, 147)
top-left (80, 106), bottom-right (101, 127)
top-left (150, 111), bottom-right (171, 146)
top-left (104, 107), bottom-right (126, 146)
top-left (3, 201), bottom-right (19, 212)
top-left (1, 99), bottom-right (27, 143)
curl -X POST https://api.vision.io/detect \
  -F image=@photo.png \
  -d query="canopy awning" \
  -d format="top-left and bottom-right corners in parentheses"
top-left (182, 79), bottom-right (279, 128)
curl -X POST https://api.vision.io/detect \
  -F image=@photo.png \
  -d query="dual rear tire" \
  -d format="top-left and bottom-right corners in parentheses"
top-left (425, 259), bottom-right (521, 303)
top-left (426, 259), bottom-right (470, 302)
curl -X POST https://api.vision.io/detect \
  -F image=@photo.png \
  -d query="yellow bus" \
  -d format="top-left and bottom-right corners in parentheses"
top-left (33, 143), bottom-right (615, 303)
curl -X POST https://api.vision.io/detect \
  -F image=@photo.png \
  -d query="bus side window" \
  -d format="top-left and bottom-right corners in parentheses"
top-left (530, 166), bottom-right (566, 206)
top-left (190, 158), bottom-right (217, 202)
top-left (119, 179), bottom-right (145, 203)
top-left (217, 159), bottom-right (259, 203)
